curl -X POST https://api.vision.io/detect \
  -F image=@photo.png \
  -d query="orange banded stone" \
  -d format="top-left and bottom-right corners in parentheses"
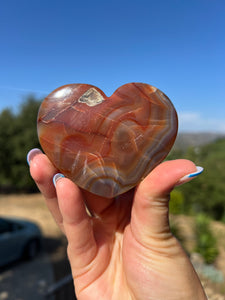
top-left (37, 83), bottom-right (178, 198)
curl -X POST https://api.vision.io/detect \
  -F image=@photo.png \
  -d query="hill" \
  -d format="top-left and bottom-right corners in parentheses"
top-left (173, 132), bottom-right (225, 150)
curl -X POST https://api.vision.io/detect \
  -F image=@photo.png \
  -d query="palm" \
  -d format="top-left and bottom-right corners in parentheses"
top-left (70, 189), bottom-right (187, 300)
top-left (71, 191), bottom-right (134, 299)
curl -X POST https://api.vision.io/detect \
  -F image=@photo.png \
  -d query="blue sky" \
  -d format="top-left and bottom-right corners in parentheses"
top-left (0, 0), bottom-right (225, 133)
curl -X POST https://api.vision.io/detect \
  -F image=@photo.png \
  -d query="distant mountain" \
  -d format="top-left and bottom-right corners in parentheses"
top-left (173, 132), bottom-right (225, 150)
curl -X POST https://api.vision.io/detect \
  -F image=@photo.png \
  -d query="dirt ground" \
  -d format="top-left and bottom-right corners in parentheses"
top-left (1, 194), bottom-right (225, 299)
top-left (0, 194), bottom-right (61, 238)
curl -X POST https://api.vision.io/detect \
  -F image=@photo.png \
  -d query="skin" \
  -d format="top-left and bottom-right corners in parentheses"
top-left (28, 153), bottom-right (207, 300)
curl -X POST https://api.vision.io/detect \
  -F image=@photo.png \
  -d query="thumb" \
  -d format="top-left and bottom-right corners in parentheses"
top-left (131, 159), bottom-right (203, 245)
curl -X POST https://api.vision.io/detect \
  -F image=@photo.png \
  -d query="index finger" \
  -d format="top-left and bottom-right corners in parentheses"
top-left (27, 148), bottom-right (64, 231)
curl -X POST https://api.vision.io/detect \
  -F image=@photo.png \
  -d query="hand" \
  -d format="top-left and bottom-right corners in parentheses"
top-left (28, 149), bottom-right (207, 300)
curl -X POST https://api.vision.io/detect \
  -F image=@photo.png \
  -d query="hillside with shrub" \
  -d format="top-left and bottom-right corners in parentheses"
top-left (169, 137), bottom-right (225, 222)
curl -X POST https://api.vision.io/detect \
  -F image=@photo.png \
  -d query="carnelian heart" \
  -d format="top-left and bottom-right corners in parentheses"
top-left (37, 83), bottom-right (178, 198)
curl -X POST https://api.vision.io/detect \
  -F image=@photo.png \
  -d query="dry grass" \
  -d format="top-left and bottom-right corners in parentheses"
top-left (0, 193), bottom-right (72, 285)
top-left (0, 193), bottom-right (61, 238)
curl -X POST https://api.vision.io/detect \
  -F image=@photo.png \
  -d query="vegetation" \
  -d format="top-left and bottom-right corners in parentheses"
top-left (169, 190), bottom-right (185, 215)
top-left (194, 214), bottom-right (219, 264)
top-left (168, 140), bottom-right (225, 264)
top-left (168, 138), bottom-right (225, 221)
top-left (0, 96), bottom-right (41, 192)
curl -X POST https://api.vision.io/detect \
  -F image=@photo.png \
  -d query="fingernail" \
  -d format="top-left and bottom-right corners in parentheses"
top-left (176, 166), bottom-right (204, 186)
top-left (27, 148), bottom-right (43, 166)
top-left (53, 173), bottom-right (65, 187)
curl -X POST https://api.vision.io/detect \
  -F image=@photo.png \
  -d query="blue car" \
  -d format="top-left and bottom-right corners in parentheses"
top-left (0, 216), bottom-right (42, 267)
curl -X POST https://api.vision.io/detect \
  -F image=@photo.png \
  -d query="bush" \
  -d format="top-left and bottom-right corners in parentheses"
top-left (169, 190), bottom-right (185, 215)
top-left (194, 214), bottom-right (219, 264)
top-left (167, 138), bottom-right (225, 221)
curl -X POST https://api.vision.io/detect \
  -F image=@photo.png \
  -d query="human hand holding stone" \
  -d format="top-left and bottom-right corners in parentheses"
top-left (28, 149), bottom-right (206, 300)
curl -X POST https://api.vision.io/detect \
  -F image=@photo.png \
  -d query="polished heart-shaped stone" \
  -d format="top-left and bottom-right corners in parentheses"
top-left (37, 83), bottom-right (178, 198)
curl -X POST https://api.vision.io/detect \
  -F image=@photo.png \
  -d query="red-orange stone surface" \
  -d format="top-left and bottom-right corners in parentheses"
top-left (37, 83), bottom-right (178, 198)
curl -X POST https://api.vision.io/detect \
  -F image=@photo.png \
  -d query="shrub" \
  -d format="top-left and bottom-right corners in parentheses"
top-left (169, 190), bottom-right (185, 215)
top-left (194, 214), bottom-right (219, 264)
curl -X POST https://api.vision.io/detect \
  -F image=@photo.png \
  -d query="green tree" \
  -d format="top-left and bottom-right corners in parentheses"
top-left (169, 189), bottom-right (185, 215)
top-left (169, 138), bottom-right (225, 220)
top-left (0, 109), bottom-right (16, 188)
top-left (0, 96), bottom-right (42, 192)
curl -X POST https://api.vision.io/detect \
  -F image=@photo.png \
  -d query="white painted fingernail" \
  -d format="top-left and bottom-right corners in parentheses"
top-left (27, 148), bottom-right (43, 166)
top-left (53, 173), bottom-right (65, 187)
top-left (176, 166), bottom-right (204, 186)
